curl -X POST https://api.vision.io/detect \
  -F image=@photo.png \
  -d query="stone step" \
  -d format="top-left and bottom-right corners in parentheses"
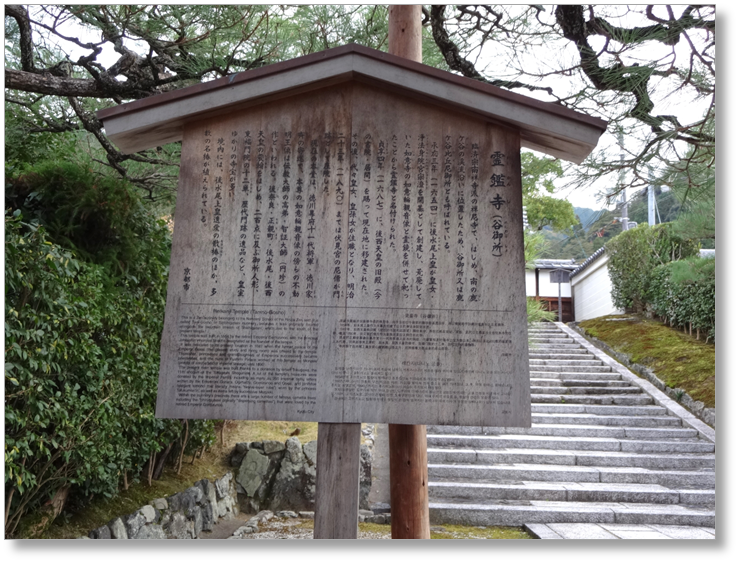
top-left (428, 480), bottom-right (715, 506)
top-left (529, 358), bottom-right (604, 366)
top-left (427, 434), bottom-right (715, 454)
top-left (529, 336), bottom-right (582, 350)
top-left (428, 500), bottom-right (715, 527)
top-left (427, 448), bottom-right (714, 470)
top-left (531, 413), bottom-right (682, 427)
top-left (531, 404), bottom-right (668, 416)
top-left (428, 322), bottom-right (716, 535)
top-left (531, 365), bottom-right (613, 373)
top-left (529, 351), bottom-right (593, 359)
top-left (531, 385), bottom-right (642, 395)
top-left (531, 393), bottom-right (655, 405)
top-left (529, 371), bottom-right (623, 381)
top-left (428, 463), bottom-right (715, 488)
top-left (428, 424), bottom-right (699, 440)
top-left (530, 378), bottom-right (633, 388)
top-left (529, 344), bottom-right (584, 352)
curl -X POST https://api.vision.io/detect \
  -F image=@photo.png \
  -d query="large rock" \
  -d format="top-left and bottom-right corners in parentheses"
top-left (237, 449), bottom-right (271, 497)
top-left (230, 442), bottom-right (250, 467)
top-left (197, 478), bottom-right (219, 529)
top-left (133, 524), bottom-right (167, 539)
top-left (150, 498), bottom-right (168, 511)
top-left (236, 446), bottom-right (284, 513)
top-left (214, 472), bottom-right (232, 499)
top-left (167, 489), bottom-right (197, 513)
top-left (263, 440), bottom-right (286, 454)
top-left (108, 517), bottom-right (128, 539)
top-left (185, 485), bottom-right (203, 504)
top-left (89, 525), bottom-right (111, 539)
top-left (124, 511), bottom-right (147, 538)
top-left (359, 444), bottom-right (372, 510)
top-left (268, 437), bottom-right (315, 512)
top-left (187, 505), bottom-right (204, 537)
top-left (164, 512), bottom-right (193, 539)
top-left (138, 505), bottom-right (157, 523)
top-left (200, 498), bottom-right (215, 532)
top-left (303, 440), bottom-right (317, 466)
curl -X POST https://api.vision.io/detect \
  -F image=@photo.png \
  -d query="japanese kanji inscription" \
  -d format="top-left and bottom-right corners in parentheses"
top-left (156, 82), bottom-right (530, 426)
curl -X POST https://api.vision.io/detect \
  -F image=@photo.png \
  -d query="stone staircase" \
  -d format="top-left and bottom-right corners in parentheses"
top-left (426, 322), bottom-right (715, 538)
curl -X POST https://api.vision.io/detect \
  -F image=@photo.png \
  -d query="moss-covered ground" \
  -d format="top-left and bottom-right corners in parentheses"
top-left (578, 315), bottom-right (715, 408)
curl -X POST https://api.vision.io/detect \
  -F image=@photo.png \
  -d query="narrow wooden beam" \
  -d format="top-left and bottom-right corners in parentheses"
top-left (387, 4), bottom-right (430, 541)
top-left (314, 422), bottom-right (362, 539)
top-left (388, 424), bottom-right (430, 538)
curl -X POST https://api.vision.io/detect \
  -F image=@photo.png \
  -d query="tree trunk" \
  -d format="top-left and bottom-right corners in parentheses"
top-left (152, 442), bottom-right (174, 480)
top-left (177, 420), bottom-right (189, 475)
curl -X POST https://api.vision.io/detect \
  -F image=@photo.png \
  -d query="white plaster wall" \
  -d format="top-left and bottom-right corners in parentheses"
top-left (525, 270), bottom-right (537, 297)
top-left (571, 254), bottom-right (623, 321)
top-left (537, 269), bottom-right (572, 298)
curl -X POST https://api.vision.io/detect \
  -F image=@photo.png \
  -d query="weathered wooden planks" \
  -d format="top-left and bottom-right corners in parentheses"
top-left (156, 81), bottom-right (530, 428)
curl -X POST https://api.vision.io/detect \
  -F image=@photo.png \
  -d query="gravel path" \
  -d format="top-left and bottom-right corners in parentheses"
top-left (201, 514), bottom-right (391, 540)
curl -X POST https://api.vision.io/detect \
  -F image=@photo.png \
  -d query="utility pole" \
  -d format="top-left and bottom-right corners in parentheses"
top-left (618, 130), bottom-right (629, 231)
top-left (386, 4), bottom-right (431, 540)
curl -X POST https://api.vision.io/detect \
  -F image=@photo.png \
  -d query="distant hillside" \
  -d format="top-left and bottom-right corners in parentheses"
top-left (573, 207), bottom-right (604, 230)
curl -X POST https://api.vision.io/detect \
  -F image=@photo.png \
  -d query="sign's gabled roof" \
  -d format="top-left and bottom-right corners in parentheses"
top-left (97, 43), bottom-right (607, 163)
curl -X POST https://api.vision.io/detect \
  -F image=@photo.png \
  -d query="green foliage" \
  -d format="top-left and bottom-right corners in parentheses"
top-left (524, 194), bottom-right (579, 233)
top-left (6, 160), bottom-right (157, 272)
top-left (523, 230), bottom-right (556, 325)
top-left (605, 223), bottom-right (699, 314)
top-left (626, 188), bottom-right (681, 225)
top-left (519, 152), bottom-right (577, 234)
top-left (4, 163), bottom-right (215, 536)
top-left (649, 257), bottom-right (715, 342)
top-left (520, 152), bottom-right (563, 198)
top-left (527, 297), bottom-right (556, 325)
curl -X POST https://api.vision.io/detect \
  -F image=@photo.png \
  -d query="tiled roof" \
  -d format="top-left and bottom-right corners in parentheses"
top-left (533, 258), bottom-right (579, 270)
top-left (570, 246), bottom-right (607, 278)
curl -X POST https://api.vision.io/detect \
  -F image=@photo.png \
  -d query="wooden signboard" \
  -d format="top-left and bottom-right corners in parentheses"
top-left (155, 81), bottom-right (531, 427)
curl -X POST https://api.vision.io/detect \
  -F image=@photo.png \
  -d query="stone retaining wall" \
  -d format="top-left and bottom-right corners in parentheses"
top-left (83, 431), bottom-right (375, 539)
top-left (84, 472), bottom-right (239, 539)
top-left (230, 435), bottom-right (372, 513)
top-left (569, 322), bottom-right (715, 428)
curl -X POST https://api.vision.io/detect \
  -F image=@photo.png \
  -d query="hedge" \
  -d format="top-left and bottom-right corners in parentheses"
top-left (606, 223), bottom-right (699, 314)
top-left (649, 257), bottom-right (715, 342)
top-left (4, 164), bottom-right (215, 537)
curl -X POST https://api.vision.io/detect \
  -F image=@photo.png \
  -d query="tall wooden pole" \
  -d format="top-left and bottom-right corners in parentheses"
top-left (314, 423), bottom-right (362, 539)
top-left (387, 4), bottom-right (431, 540)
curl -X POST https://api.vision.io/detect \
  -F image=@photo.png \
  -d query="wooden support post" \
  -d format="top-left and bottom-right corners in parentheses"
top-left (388, 423), bottom-right (430, 539)
top-left (388, 5), bottom-right (423, 62)
top-left (314, 422), bottom-right (362, 539)
top-left (387, 4), bottom-right (430, 540)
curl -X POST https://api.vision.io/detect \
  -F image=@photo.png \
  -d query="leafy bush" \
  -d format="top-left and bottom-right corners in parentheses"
top-left (649, 257), bottom-right (715, 342)
top-left (4, 163), bottom-right (214, 536)
top-left (605, 223), bottom-right (698, 313)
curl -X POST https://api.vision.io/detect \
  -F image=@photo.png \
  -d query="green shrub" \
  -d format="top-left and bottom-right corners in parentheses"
top-left (649, 257), bottom-right (715, 341)
top-left (4, 162), bottom-right (214, 537)
top-left (605, 223), bottom-right (698, 313)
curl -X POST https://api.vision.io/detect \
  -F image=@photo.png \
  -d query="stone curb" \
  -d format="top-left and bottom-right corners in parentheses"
top-left (558, 323), bottom-right (715, 443)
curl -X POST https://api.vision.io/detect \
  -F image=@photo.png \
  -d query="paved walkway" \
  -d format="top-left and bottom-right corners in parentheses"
top-left (526, 522), bottom-right (715, 540)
